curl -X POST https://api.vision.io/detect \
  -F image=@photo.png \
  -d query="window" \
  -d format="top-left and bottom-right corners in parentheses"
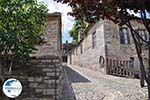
top-left (130, 57), bottom-right (134, 61)
top-left (119, 28), bottom-right (130, 44)
top-left (80, 44), bottom-right (83, 54)
top-left (92, 32), bottom-right (96, 48)
top-left (73, 50), bottom-right (75, 55)
top-left (138, 29), bottom-right (147, 44)
top-left (76, 48), bottom-right (78, 56)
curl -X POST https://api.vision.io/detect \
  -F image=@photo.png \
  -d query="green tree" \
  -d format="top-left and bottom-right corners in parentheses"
top-left (54, 0), bottom-right (150, 99)
top-left (69, 25), bottom-right (78, 44)
top-left (69, 20), bottom-right (87, 44)
top-left (0, 0), bottom-right (48, 74)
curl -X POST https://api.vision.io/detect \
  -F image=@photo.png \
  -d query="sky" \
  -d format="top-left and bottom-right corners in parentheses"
top-left (38, 0), bottom-right (75, 43)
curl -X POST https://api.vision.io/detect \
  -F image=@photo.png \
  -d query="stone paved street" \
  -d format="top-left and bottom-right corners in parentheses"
top-left (62, 65), bottom-right (76, 100)
top-left (62, 64), bottom-right (148, 100)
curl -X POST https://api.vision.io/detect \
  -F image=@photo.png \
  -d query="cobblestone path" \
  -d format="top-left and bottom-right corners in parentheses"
top-left (63, 64), bottom-right (148, 100)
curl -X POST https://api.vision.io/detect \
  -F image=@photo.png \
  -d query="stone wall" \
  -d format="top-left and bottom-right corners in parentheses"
top-left (34, 12), bottom-right (62, 58)
top-left (68, 20), bottom-right (149, 75)
top-left (68, 21), bottom-right (106, 72)
top-left (104, 20), bottom-right (137, 59)
top-left (104, 20), bottom-right (149, 74)
top-left (2, 56), bottom-right (62, 100)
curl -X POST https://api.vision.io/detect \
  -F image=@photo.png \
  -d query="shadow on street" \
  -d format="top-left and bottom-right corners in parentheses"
top-left (64, 65), bottom-right (90, 83)
top-left (62, 65), bottom-right (91, 100)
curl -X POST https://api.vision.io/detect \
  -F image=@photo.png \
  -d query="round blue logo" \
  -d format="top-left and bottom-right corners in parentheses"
top-left (2, 78), bottom-right (22, 98)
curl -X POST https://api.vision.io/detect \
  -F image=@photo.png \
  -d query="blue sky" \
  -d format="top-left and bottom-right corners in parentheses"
top-left (38, 0), bottom-right (75, 43)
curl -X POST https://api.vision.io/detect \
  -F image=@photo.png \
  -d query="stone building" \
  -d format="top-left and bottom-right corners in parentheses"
top-left (1, 12), bottom-right (63, 100)
top-left (68, 19), bottom-right (149, 78)
top-left (62, 41), bottom-right (76, 62)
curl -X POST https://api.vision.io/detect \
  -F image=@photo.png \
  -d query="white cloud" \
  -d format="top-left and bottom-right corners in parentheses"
top-left (38, 0), bottom-right (75, 43)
